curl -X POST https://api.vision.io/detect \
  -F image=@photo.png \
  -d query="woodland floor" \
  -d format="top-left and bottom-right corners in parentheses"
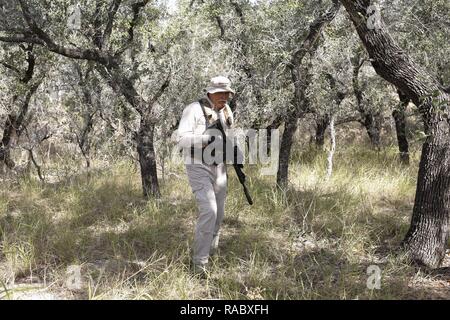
top-left (1, 141), bottom-right (449, 300)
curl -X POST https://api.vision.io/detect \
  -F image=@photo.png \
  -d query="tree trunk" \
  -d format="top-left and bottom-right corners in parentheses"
top-left (277, 118), bottom-right (298, 189)
top-left (392, 90), bottom-right (410, 164)
top-left (402, 119), bottom-right (450, 268)
top-left (326, 115), bottom-right (336, 178)
top-left (340, 0), bottom-right (450, 268)
top-left (97, 65), bottom-right (165, 198)
top-left (77, 66), bottom-right (98, 170)
top-left (76, 111), bottom-right (95, 170)
top-left (137, 113), bottom-right (160, 198)
top-left (266, 115), bottom-right (283, 155)
top-left (315, 113), bottom-right (330, 149)
top-left (0, 114), bottom-right (18, 168)
top-left (362, 112), bottom-right (382, 149)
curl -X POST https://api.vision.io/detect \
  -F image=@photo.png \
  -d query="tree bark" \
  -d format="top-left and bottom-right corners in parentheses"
top-left (326, 115), bottom-right (336, 178)
top-left (402, 119), bottom-right (450, 268)
top-left (340, 0), bottom-right (450, 268)
top-left (277, 118), bottom-right (298, 188)
top-left (315, 113), bottom-right (330, 149)
top-left (76, 66), bottom-right (98, 170)
top-left (76, 111), bottom-right (95, 169)
top-left (392, 90), bottom-right (410, 165)
top-left (266, 115), bottom-right (283, 156)
top-left (362, 112), bottom-right (382, 149)
top-left (137, 113), bottom-right (160, 198)
top-left (0, 114), bottom-right (18, 168)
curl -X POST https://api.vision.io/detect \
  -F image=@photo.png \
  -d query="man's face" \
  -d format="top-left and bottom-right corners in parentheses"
top-left (208, 91), bottom-right (231, 110)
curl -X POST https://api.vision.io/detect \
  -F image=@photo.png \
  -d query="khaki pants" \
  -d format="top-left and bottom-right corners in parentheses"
top-left (186, 162), bottom-right (227, 266)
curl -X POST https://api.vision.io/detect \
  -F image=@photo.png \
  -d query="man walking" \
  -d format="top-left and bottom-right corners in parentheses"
top-left (177, 76), bottom-right (235, 275)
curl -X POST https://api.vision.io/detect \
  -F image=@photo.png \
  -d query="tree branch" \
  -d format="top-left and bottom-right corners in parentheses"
top-left (290, 0), bottom-right (341, 68)
top-left (230, 0), bottom-right (246, 25)
top-left (149, 74), bottom-right (171, 106)
top-left (93, 0), bottom-right (105, 48)
top-left (215, 15), bottom-right (225, 39)
top-left (21, 44), bottom-right (35, 83)
top-left (0, 35), bottom-right (45, 46)
top-left (15, 0), bottom-right (116, 65)
top-left (115, 0), bottom-right (150, 56)
top-left (0, 61), bottom-right (21, 75)
top-left (102, 0), bottom-right (122, 49)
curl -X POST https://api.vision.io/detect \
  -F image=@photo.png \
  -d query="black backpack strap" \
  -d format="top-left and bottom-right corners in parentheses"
top-left (198, 98), bottom-right (211, 129)
top-left (190, 99), bottom-right (211, 163)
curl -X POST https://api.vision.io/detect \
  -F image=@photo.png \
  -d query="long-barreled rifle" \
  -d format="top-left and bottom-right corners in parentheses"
top-left (206, 118), bottom-right (253, 205)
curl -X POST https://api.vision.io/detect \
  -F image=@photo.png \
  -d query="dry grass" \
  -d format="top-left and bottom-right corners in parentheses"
top-left (0, 143), bottom-right (449, 300)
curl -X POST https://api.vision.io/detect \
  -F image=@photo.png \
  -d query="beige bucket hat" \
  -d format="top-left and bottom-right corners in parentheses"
top-left (205, 76), bottom-right (235, 95)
